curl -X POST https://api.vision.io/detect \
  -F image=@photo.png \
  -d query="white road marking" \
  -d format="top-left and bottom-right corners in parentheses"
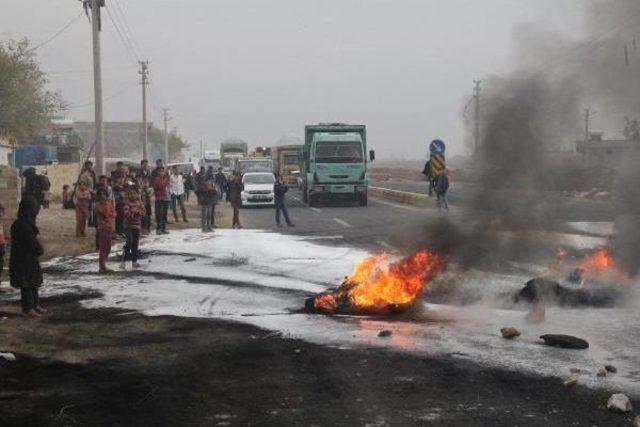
top-left (291, 196), bottom-right (322, 213)
top-left (303, 235), bottom-right (344, 241)
top-left (370, 198), bottom-right (420, 211)
top-left (333, 218), bottom-right (352, 228)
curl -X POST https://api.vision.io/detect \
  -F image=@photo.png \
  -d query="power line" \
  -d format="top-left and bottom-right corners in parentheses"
top-left (104, 5), bottom-right (139, 66)
top-left (112, 0), bottom-right (144, 59)
top-left (27, 12), bottom-right (84, 53)
top-left (67, 82), bottom-right (137, 109)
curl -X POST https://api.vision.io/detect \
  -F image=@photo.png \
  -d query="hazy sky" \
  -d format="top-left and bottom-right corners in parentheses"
top-left (3, 0), bottom-right (581, 159)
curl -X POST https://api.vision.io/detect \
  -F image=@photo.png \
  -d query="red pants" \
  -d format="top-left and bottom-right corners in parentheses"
top-left (97, 230), bottom-right (112, 269)
top-left (76, 204), bottom-right (89, 236)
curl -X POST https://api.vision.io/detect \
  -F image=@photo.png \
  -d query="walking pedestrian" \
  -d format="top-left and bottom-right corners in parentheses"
top-left (169, 166), bottom-right (188, 223)
top-left (434, 170), bottom-right (450, 213)
top-left (274, 173), bottom-right (294, 227)
top-left (10, 197), bottom-right (46, 318)
top-left (152, 166), bottom-right (170, 234)
top-left (422, 159), bottom-right (435, 197)
top-left (122, 188), bottom-right (146, 269)
top-left (198, 180), bottom-right (217, 232)
top-left (229, 172), bottom-right (244, 229)
top-left (184, 172), bottom-right (194, 202)
top-left (74, 181), bottom-right (92, 237)
top-left (94, 188), bottom-right (116, 273)
top-left (0, 204), bottom-right (5, 291)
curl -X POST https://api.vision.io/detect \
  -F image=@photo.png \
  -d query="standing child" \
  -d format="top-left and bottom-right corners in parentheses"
top-left (112, 177), bottom-right (127, 237)
top-left (152, 166), bottom-right (170, 234)
top-left (0, 204), bottom-right (5, 291)
top-left (74, 182), bottom-right (92, 237)
top-left (139, 177), bottom-right (153, 233)
top-left (122, 188), bottom-right (146, 269)
top-left (62, 185), bottom-right (75, 209)
top-left (10, 198), bottom-right (45, 317)
top-left (198, 180), bottom-right (217, 232)
top-left (94, 188), bottom-right (116, 273)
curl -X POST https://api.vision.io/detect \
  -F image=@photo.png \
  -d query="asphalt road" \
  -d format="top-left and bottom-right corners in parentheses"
top-left (370, 179), bottom-right (615, 222)
top-left (236, 188), bottom-right (430, 252)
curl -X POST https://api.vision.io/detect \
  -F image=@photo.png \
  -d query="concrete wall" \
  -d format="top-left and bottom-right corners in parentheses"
top-left (0, 165), bottom-right (21, 220)
top-left (36, 163), bottom-right (81, 202)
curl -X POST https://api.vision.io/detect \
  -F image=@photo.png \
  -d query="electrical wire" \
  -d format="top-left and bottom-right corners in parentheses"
top-left (112, 0), bottom-right (144, 59)
top-left (27, 12), bottom-right (84, 53)
top-left (104, 5), bottom-right (139, 66)
top-left (67, 82), bottom-right (137, 109)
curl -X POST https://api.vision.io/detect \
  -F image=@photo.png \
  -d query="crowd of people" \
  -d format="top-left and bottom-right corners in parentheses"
top-left (1, 159), bottom-right (296, 317)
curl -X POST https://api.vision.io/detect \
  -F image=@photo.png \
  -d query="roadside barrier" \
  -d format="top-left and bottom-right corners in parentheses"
top-left (368, 186), bottom-right (433, 208)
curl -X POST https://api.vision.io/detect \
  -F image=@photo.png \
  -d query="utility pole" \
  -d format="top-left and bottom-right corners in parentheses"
top-left (90, 0), bottom-right (105, 174)
top-left (162, 108), bottom-right (170, 163)
top-left (139, 60), bottom-right (149, 160)
top-left (473, 80), bottom-right (481, 156)
top-left (582, 108), bottom-right (596, 164)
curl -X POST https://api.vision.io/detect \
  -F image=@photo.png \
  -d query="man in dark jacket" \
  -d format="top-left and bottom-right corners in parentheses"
top-left (274, 173), bottom-right (294, 227)
top-left (10, 197), bottom-right (45, 317)
top-left (22, 168), bottom-right (51, 213)
top-left (228, 172), bottom-right (244, 229)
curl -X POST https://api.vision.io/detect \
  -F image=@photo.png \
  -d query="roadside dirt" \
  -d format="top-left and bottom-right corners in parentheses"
top-left (0, 292), bottom-right (633, 426)
top-left (2, 196), bottom-right (224, 262)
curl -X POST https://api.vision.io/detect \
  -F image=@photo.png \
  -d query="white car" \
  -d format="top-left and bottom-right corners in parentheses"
top-left (241, 172), bottom-right (276, 207)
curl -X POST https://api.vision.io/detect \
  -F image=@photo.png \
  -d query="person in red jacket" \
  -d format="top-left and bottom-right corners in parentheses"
top-left (152, 166), bottom-right (170, 234)
top-left (122, 188), bottom-right (146, 269)
top-left (94, 188), bottom-right (117, 273)
top-left (74, 181), bottom-right (92, 237)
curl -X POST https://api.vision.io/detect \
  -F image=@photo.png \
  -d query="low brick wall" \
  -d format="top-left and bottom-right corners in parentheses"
top-left (36, 163), bottom-right (81, 201)
top-left (0, 165), bottom-right (21, 220)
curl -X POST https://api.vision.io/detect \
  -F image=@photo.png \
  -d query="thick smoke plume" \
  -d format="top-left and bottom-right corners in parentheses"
top-left (401, 1), bottom-right (640, 278)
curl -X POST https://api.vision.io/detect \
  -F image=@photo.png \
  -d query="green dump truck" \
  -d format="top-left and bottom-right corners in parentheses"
top-left (301, 123), bottom-right (373, 207)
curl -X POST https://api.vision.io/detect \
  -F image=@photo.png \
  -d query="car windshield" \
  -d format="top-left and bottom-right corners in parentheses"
top-left (283, 154), bottom-right (299, 165)
top-left (239, 160), bottom-right (272, 172)
top-left (315, 141), bottom-right (363, 163)
top-left (243, 174), bottom-right (275, 184)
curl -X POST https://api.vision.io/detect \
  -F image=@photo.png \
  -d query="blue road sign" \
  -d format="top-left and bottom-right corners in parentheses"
top-left (429, 139), bottom-right (446, 155)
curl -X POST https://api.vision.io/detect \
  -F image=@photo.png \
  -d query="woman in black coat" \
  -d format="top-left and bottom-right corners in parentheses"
top-left (10, 197), bottom-right (45, 317)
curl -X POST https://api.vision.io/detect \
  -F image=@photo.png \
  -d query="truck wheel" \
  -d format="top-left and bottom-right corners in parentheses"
top-left (309, 195), bottom-right (318, 207)
top-left (359, 195), bottom-right (368, 206)
top-left (302, 188), bottom-right (308, 204)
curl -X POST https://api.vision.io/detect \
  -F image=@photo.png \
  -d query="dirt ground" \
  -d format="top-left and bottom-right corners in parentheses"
top-left (1, 195), bottom-right (220, 261)
top-left (0, 292), bottom-right (634, 426)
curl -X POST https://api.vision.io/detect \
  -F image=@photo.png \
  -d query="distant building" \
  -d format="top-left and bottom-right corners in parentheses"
top-left (0, 138), bottom-right (12, 166)
top-left (74, 122), bottom-right (149, 160)
top-left (576, 132), bottom-right (640, 167)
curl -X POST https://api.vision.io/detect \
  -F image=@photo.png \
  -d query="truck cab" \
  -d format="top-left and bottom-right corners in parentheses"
top-left (301, 123), bottom-right (370, 207)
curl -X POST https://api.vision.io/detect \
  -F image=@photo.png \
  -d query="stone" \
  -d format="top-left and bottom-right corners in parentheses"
top-left (378, 330), bottom-right (393, 337)
top-left (562, 378), bottom-right (577, 388)
top-left (606, 393), bottom-right (632, 413)
top-left (604, 364), bottom-right (617, 373)
top-left (500, 327), bottom-right (521, 339)
top-left (597, 368), bottom-right (607, 377)
top-left (539, 334), bottom-right (589, 349)
top-left (0, 352), bottom-right (16, 362)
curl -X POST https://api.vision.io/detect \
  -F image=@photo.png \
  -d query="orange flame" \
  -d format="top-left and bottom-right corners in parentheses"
top-left (311, 251), bottom-right (448, 314)
top-left (578, 247), bottom-right (614, 273)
